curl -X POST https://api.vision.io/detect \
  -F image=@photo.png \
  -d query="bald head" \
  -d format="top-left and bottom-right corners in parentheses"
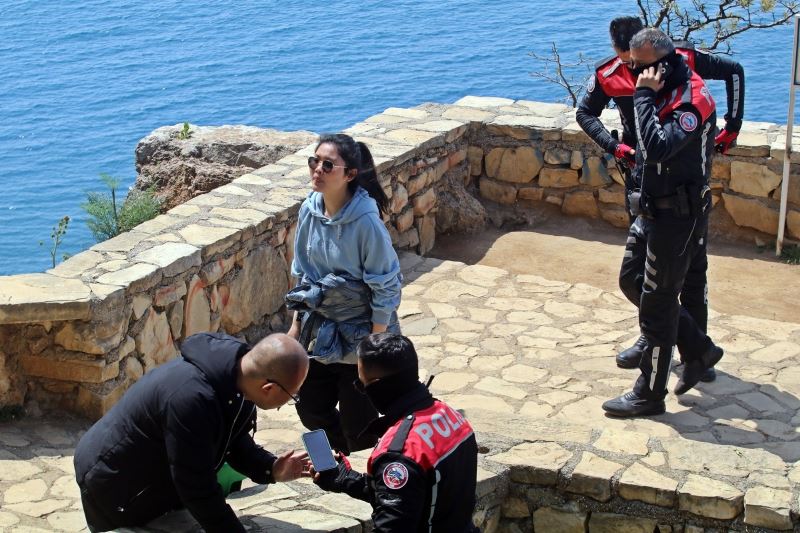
top-left (242, 333), bottom-right (309, 387)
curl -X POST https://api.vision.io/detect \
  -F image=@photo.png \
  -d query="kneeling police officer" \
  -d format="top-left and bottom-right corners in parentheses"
top-left (311, 333), bottom-right (479, 532)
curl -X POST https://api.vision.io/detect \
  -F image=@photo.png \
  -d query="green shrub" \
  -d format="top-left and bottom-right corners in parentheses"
top-left (83, 174), bottom-right (161, 242)
top-left (39, 215), bottom-right (70, 268)
top-left (781, 244), bottom-right (800, 265)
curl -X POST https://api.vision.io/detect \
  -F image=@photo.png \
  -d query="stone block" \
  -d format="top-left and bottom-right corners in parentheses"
top-left (96, 262), bottom-right (162, 293)
top-left (413, 188), bottom-right (437, 216)
top-left (722, 193), bottom-right (779, 235)
top-left (488, 442), bottom-right (572, 485)
top-left (608, 168), bottom-right (625, 186)
top-left (383, 106), bottom-right (428, 119)
top-left (598, 186), bottom-right (625, 206)
top-left (391, 183), bottom-right (409, 214)
top-left (485, 147), bottom-right (543, 184)
top-left (418, 214), bottom-right (436, 255)
top-left (588, 512), bottom-right (658, 533)
top-left (545, 148), bottom-right (571, 165)
top-left (54, 311), bottom-right (128, 356)
top-left (538, 167), bottom-right (579, 188)
top-left (727, 131), bottom-right (771, 157)
top-left (153, 280), bottom-right (188, 308)
top-left (788, 209), bottom-right (800, 239)
top-left (220, 246), bottom-right (288, 333)
top-left (711, 160), bottom-right (731, 181)
top-left (487, 115), bottom-right (560, 140)
top-left (570, 150), bottom-right (584, 170)
top-left (545, 194), bottom-right (563, 206)
top-left (501, 497), bottom-right (529, 518)
top-left (406, 173), bottom-right (429, 196)
top-left (46, 250), bottom-right (104, 279)
top-left (382, 128), bottom-right (443, 150)
top-left (532, 507), bottom-right (587, 533)
top-left (397, 227), bottom-right (420, 249)
top-left (443, 106), bottom-right (494, 123)
top-left (730, 161), bottom-right (782, 197)
top-left (618, 463), bottom-right (677, 507)
top-left (124, 356), bottom-right (144, 381)
top-left (395, 208), bottom-right (414, 233)
top-left (136, 308), bottom-right (177, 370)
top-left (132, 294), bottom-right (151, 320)
top-left (561, 121), bottom-right (591, 143)
top-left (566, 452), bottom-right (622, 502)
top-left (90, 231), bottom-right (149, 252)
top-left (454, 96), bottom-right (514, 108)
top-left (0, 274), bottom-right (91, 324)
top-left (76, 379), bottom-right (129, 419)
top-left (678, 474), bottom-right (744, 519)
top-left (449, 149), bottom-right (467, 169)
top-left (134, 242), bottom-right (201, 278)
top-left (480, 178), bottom-right (517, 205)
top-left (168, 302), bottom-right (184, 340)
top-left (581, 156), bottom-right (612, 187)
top-left (518, 187), bottom-right (544, 203)
top-left (178, 224), bottom-right (242, 259)
top-left (562, 191), bottom-right (599, 218)
top-left (468, 146), bottom-right (484, 176)
top-left (743, 486), bottom-right (793, 530)
top-left (772, 170), bottom-right (800, 206)
top-left (21, 355), bottom-right (119, 384)
top-left (248, 509), bottom-right (359, 532)
top-left (184, 275), bottom-right (211, 337)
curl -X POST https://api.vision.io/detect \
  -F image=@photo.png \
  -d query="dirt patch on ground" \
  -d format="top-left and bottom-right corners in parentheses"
top-left (430, 212), bottom-right (799, 324)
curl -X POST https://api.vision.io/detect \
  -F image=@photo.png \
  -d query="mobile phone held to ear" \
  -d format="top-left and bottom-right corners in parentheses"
top-left (301, 429), bottom-right (338, 472)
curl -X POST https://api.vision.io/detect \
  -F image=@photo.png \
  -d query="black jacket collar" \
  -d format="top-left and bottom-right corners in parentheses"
top-left (364, 382), bottom-right (435, 437)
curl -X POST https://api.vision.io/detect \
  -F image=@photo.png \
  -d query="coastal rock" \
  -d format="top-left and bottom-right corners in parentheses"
top-left (134, 124), bottom-right (317, 210)
top-left (435, 175), bottom-right (488, 234)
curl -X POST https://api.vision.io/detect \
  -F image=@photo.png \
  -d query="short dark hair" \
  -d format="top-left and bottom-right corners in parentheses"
top-left (609, 16), bottom-right (644, 52)
top-left (630, 27), bottom-right (675, 57)
top-left (357, 333), bottom-right (418, 377)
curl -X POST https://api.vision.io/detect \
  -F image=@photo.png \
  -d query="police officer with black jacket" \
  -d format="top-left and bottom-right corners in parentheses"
top-left (576, 16), bottom-right (744, 379)
top-left (601, 28), bottom-right (724, 417)
top-left (311, 333), bottom-right (479, 532)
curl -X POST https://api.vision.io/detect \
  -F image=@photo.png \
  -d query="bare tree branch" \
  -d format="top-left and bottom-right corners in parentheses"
top-left (529, 43), bottom-right (592, 107)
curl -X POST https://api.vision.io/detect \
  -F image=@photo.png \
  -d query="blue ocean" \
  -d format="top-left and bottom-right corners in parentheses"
top-left (0, 1), bottom-right (794, 274)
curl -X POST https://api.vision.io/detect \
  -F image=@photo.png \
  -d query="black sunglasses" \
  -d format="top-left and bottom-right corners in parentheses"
top-left (308, 156), bottom-right (347, 174)
top-left (267, 379), bottom-right (300, 405)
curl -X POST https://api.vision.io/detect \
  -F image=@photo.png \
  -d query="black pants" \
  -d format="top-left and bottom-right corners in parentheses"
top-left (295, 360), bottom-right (379, 454)
top-left (625, 213), bottom-right (712, 400)
top-left (619, 215), bottom-right (709, 358)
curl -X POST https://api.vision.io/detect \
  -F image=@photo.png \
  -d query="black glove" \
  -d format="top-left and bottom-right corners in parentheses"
top-left (313, 455), bottom-right (361, 493)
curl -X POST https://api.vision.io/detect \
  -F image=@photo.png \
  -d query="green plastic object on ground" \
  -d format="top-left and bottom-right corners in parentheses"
top-left (217, 462), bottom-right (247, 496)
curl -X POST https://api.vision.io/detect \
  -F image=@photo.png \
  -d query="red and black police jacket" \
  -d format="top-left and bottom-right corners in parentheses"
top-left (332, 384), bottom-right (480, 532)
top-left (632, 60), bottom-right (717, 200)
top-left (576, 41), bottom-right (743, 161)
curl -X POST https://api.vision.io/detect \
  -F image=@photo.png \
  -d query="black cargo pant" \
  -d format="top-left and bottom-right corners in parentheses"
top-left (296, 360), bottom-right (379, 454)
top-left (619, 214), bottom-right (709, 356)
top-left (628, 212), bottom-right (713, 400)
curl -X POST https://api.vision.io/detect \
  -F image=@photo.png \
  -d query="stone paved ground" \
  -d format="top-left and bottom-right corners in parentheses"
top-left (1, 252), bottom-right (799, 531)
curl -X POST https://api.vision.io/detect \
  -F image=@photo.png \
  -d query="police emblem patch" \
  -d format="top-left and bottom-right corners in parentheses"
top-left (587, 75), bottom-right (596, 93)
top-left (382, 462), bottom-right (409, 490)
top-left (679, 112), bottom-right (698, 132)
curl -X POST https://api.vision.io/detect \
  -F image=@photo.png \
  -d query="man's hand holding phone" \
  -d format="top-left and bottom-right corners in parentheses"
top-left (636, 65), bottom-right (665, 92)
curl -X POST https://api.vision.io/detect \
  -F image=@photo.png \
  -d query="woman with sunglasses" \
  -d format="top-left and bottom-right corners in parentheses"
top-left (286, 133), bottom-right (402, 454)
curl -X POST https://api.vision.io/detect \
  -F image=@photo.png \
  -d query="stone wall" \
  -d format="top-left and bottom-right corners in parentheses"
top-left (1, 96), bottom-right (798, 416)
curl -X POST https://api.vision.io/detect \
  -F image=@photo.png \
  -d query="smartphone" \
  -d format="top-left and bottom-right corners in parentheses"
top-left (301, 429), bottom-right (337, 472)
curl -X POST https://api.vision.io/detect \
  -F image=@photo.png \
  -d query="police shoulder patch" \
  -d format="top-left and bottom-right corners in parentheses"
top-left (382, 462), bottom-right (409, 490)
top-left (586, 75), bottom-right (596, 93)
top-left (679, 111), bottom-right (698, 132)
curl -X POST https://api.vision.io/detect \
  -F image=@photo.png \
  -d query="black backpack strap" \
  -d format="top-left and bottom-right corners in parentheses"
top-left (388, 414), bottom-right (415, 453)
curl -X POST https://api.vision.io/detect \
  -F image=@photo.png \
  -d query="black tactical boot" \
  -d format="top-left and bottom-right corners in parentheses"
top-left (700, 367), bottom-right (717, 382)
top-left (616, 335), bottom-right (647, 369)
top-left (602, 391), bottom-right (666, 417)
top-left (674, 344), bottom-right (724, 395)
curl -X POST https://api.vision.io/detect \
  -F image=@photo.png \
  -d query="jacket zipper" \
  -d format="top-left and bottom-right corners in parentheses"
top-left (215, 397), bottom-right (246, 470)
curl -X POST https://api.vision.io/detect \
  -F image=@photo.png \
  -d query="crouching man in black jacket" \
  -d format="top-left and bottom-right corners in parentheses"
top-left (311, 333), bottom-right (479, 532)
top-left (74, 332), bottom-right (310, 532)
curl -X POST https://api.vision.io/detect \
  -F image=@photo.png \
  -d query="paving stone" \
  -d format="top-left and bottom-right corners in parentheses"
top-left (50, 474), bottom-right (81, 499)
top-left (678, 474), bottom-right (744, 519)
top-left (46, 510), bottom-right (89, 532)
top-left (439, 355), bottom-right (471, 369)
top-left (618, 463), bottom-right (678, 507)
top-left (707, 404), bottom-right (751, 421)
top-left (469, 355), bottom-right (514, 372)
top-left (539, 390), bottom-right (579, 405)
top-left (743, 486), bottom-right (793, 530)
top-left (442, 394), bottom-right (515, 414)
top-left (426, 302), bottom-right (459, 318)
top-left (475, 376), bottom-right (527, 399)
top-left (501, 364), bottom-right (548, 383)
top-left (306, 492), bottom-right (373, 522)
top-left (467, 307), bottom-right (498, 323)
top-left (566, 452), bottom-right (622, 501)
top-left (249, 508), bottom-right (360, 532)
top-left (518, 336), bottom-right (559, 349)
top-left (430, 372), bottom-right (478, 393)
top-left (4, 478), bottom-right (48, 503)
top-left (724, 332), bottom-right (766, 353)
top-left (592, 308), bottom-right (638, 324)
top-left (749, 473), bottom-right (791, 489)
top-left (0, 450), bottom-right (43, 481)
top-left (489, 442), bottom-right (572, 485)
top-left (543, 300), bottom-right (586, 318)
top-left (0, 430), bottom-right (30, 447)
top-left (227, 483), bottom-right (300, 511)
top-left (401, 316), bottom-right (438, 336)
top-left (738, 391), bottom-right (787, 414)
top-left (505, 311), bottom-right (553, 325)
top-left (530, 326), bottom-right (574, 339)
top-left (593, 428), bottom-right (649, 456)
top-left (441, 318), bottom-right (485, 332)
top-left (640, 452), bottom-right (666, 467)
top-left (518, 401), bottom-right (554, 418)
top-left (0, 512), bottom-right (20, 527)
top-left (492, 324), bottom-right (527, 336)
top-left (479, 337), bottom-right (511, 354)
top-left (522, 347), bottom-right (562, 360)
top-left (443, 342), bottom-right (478, 356)
top-left (748, 342), bottom-right (800, 363)
top-left (5, 499), bottom-right (71, 517)
top-left (485, 297), bottom-right (542, 311)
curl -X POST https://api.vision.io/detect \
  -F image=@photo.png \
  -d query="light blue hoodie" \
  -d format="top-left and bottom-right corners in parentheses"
top-left (291, 187), bottom-right (402, 325)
